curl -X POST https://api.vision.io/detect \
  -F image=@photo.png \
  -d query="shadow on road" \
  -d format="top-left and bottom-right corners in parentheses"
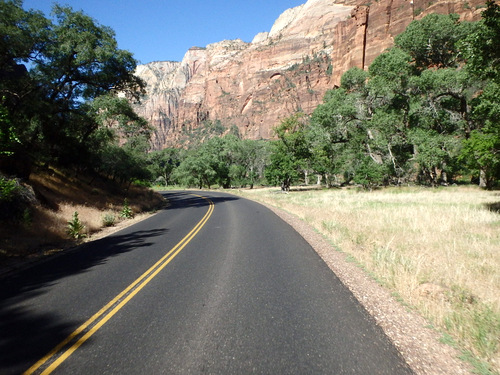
top-left (0, 227), bottom-right (167, 373)
top-left (159, 190), bottom-right (240, 210)
top-left (0, 190), bottom-right (240, 373)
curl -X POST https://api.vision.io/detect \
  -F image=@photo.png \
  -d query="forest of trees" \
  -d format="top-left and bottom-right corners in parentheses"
top-left (1, 0), bottom-right (499, 199)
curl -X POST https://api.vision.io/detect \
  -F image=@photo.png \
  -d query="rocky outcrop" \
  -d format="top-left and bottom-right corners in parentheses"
top-left (135, 0), bottom-right (485, 149)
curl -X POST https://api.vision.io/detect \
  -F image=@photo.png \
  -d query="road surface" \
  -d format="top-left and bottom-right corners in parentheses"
top-left (0, 191), bottom-right (413, 374)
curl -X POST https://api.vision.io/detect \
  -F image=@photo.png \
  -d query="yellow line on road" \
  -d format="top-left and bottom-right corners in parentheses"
top-left (24, 194), bottom-right (214, 375)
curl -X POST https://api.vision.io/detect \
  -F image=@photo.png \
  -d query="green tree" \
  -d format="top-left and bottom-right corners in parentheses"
top-left (95, 138), bottom-right (151, 185)
top-left (309, 88), bottom-right (358, 185)
top-left (265, 113), bottom-right (310, 191)
top-left (311, 75), bottom-right (395, 187)
top-left (179, 120), bottom-right (225, 148)
top-left (0, 1), bottom-right (48, 170)
top-left (308, 9), bottom-right (497, 189)
top-left (404, 68), bottom-right (473, 184)
top-left (365, 49), bottom-right (417, 184)
top-left (460, 82), bottom-right (500, 188)
top-left (0, 101), bottom-right (19, 156)
top-left (341, 67), bottom-right (368, 93)
top-left (368, 15), bottom-right (484, 186)
top-left (460, 128), bottom-right (500, 189)
top-left (394, 13), bottom-right (473, 69)
top-left (32, 5), bottom-right (143, 103)
top-left (234, 139), bottom-right (269, 188)
top-left (173, 147), bottom-right (216, 189)
top-left (458, 1), bottom-right (500, 188)
top-left (460, 1), bottom-right (500, 83)
top-left (148, 148), bottom-right (181, 186)
top-left (351, 154), bottom-right (388, 190)
top-left (201, 136), bottom-right (232, 188)
top-left (0, 1), bottom-right (146, 178)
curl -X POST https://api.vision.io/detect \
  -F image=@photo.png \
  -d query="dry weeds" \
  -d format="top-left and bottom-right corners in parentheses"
top-left (0, 168), bottom-right (165, 258)
top-left (234, 185), bottom-right (500, 373)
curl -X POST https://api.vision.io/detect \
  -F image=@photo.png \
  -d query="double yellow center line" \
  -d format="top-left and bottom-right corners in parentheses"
top-left (24, 194), bottom-right (214, 375)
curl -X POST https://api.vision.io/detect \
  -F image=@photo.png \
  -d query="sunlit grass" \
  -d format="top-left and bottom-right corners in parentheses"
top-left (234, 185), bottom-right (500, 372)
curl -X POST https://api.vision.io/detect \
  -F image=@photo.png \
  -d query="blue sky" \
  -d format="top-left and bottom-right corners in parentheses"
top-left (22, 0), bottom-right (306, 64)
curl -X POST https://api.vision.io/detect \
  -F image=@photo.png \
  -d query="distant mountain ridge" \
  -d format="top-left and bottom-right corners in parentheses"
top-left (133, 0), bottom-right (484, 149)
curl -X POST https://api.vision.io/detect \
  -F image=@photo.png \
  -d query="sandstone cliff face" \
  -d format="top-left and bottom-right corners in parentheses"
top-left (135, 0), bottom-right (485, 149)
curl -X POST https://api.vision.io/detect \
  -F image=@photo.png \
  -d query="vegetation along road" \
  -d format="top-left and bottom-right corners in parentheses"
top-left (0, 191), bottom-right (414, 374)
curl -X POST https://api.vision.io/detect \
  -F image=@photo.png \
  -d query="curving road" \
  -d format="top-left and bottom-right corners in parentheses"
top-left (0, 191), bottom-right (413, 374)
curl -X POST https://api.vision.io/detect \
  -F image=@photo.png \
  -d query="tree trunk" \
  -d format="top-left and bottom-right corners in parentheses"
top-left (440, 162), bottom-right (448, 185)
top-left (281, 178), bottom-right (291, 192)
top-left (479, 169), bottom-right (487, 188)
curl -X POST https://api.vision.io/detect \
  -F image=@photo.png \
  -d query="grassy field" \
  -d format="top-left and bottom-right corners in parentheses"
top-left (233, 185), bottom-right (500, 373)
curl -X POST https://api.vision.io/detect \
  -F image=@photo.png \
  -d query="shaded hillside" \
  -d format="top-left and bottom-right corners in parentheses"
top-left (0, 168), bottom-right (165, 262)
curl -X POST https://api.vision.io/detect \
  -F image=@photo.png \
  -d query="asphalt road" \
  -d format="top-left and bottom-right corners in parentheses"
top-left (0, 191), bottom-right (413, 374)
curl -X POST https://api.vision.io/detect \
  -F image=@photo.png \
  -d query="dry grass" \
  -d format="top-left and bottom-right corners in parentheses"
top-left (0, 167), bottom-right (165, 257)
top-left (234, 185), bottom-right (500, 373)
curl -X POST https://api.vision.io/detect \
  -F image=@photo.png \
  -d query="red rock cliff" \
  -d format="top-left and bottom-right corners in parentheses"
top-left (133, 0), bottom-right (485, 148)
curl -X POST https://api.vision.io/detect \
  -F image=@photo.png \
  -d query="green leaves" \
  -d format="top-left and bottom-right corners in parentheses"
top-left (303, 10), bottom-right (500, 188)
top-left (32, 5), bottom-right (143, 104)
top-left (460, 82), bottom-right (500, 188)
top-left (170, 131), bottom-right (270, 189)
top-left (0, 1), bottom-right (148, 182)
top-left (264, 113), bottom-right (311, 190)
top-left (67, 211), bottom-right (86, 239)
top-left (0, 101), bottom-right (19, 156)
top-left (394, 13), bottom-right (469, 69)
top-left (120, 199), bottom-right (134, 219)
top-left (340, 67), bottom-right (368, 92)
top-left (461, 1), bottom-right (500, 83)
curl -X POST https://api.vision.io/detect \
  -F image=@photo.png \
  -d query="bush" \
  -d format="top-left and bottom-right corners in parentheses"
top-left (102, 213), bottom-right (116, 227)
top-left (120, 199), bottom-right (134, 219)
top-left (0, 177), bottom-right (19, 202)
top-left (0, 176), bottom-right (37, 222)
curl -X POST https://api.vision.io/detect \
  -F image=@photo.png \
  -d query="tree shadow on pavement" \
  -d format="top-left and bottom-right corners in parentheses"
top-left (0, 190), bottom-right (241, 373)
top-left (159, 190), bottom-right (240, 210)
top-left (0, 227), bottom-right (167, 374)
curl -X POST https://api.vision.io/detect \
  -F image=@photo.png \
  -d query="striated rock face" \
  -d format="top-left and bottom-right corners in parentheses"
top-left (133, 47), bottom-right (208, 148)
top-left (135, 0), bottom-right (485, 149)
top-left (133, 61), bottom-right (181, 149)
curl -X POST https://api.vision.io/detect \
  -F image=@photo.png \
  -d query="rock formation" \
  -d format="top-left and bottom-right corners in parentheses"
top-left (133, 0), bottom-right (485, 149)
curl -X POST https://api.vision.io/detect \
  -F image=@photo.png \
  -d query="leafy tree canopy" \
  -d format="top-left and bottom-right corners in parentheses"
top-left (0, 0), bottom-right (147, 181)
top-left (460, 1), bottom-right (500, 82)
top-left (394, 13), bottom-right (473, 69)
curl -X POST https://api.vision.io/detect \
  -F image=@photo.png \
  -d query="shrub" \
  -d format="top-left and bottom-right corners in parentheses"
top-left (120, 199), bottom-right (134, 219)
top-left (67, 211), bottom-right (86, 239)
top-left (0, 177), bottom-right (19, 202)
top-left (102, 213), bottom-right (116, 227)
top-left (0, 177), bottom-right (36, 222)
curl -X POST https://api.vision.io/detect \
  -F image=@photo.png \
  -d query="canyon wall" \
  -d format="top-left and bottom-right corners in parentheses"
top-left (133, 0), bottom-right (485, 148)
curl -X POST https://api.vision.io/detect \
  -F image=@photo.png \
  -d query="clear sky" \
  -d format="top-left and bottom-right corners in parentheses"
top-left (22, 0), bottom-right (306, 65)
